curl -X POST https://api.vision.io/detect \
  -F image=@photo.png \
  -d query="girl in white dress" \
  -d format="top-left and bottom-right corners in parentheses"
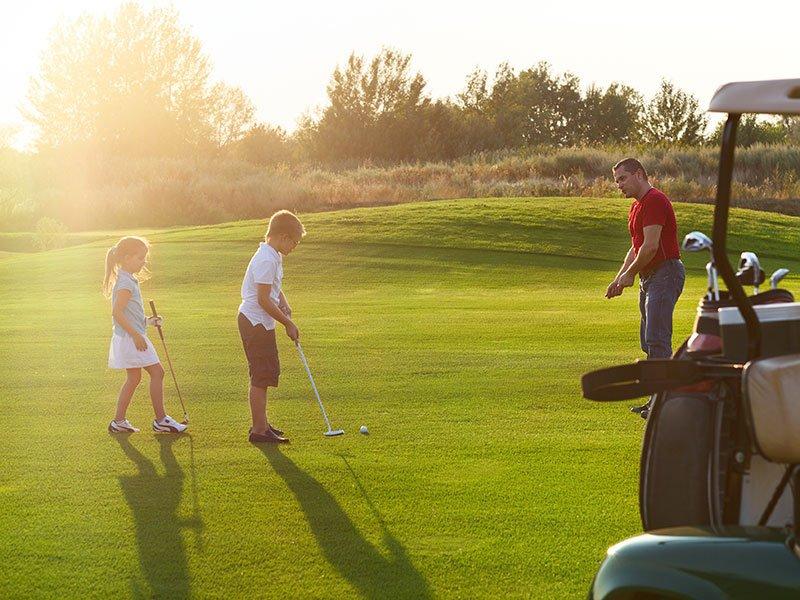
top-left (103, 236), bottom-right (187, 434)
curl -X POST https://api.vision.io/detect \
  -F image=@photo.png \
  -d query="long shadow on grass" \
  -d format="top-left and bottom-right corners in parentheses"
top-left (116, 435), bottom-right (200, 599)
top-left (261, 447), bottom-right (431, 599)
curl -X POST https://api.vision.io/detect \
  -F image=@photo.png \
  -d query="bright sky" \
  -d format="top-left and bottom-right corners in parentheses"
top-left (3, 0), bottom-right (797, 150)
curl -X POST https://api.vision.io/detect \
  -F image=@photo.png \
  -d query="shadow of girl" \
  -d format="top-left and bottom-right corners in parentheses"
top-left (260, 447), bottom-right (431, 599)
top-left (116, 435), bottom-right (197, 599)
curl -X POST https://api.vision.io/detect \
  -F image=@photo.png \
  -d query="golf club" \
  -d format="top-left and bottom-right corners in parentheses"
top-left (704, 262), bottom-right (719, 301)
top-left (149, 300), bottom-right (189, 424)
top-left (771, 268), bottom-right (790, 290)
top-left (681, 231), bottom-right (713, 253)
top-left (682, 231), bottom-right (719, 300)
top-left (294, 340), bottom-right (344, 437)
top-left (738, 252), bottom-right (763, 294)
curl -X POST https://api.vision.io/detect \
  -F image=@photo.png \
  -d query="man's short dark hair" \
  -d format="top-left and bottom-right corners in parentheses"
top-left (613, 158), bottom-right (648, 179)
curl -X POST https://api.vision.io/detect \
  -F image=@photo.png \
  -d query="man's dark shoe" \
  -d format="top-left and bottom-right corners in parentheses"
top-left (249, 428), bottom-right (290, 444)
top-left (630, 402), bottom-right (650, 420)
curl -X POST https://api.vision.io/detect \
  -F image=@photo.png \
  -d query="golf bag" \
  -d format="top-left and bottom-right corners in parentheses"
top-left (584, 286), bottom-right (800, 532)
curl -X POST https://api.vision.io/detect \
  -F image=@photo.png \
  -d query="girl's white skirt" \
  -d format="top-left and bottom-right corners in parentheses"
top-left (108, 332), bottom-right (160, 369)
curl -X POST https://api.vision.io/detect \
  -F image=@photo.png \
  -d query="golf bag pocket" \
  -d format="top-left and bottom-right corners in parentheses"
top-left (743, 353), bottom-right (800, 463)
top-left (719, 302), bottom-right (800, 362)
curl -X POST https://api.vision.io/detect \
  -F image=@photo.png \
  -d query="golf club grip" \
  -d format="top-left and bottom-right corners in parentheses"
top-left (149, 299), bottom-right (165, 341)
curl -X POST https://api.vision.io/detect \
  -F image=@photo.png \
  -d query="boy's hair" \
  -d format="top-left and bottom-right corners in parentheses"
top-left (266, 210), bottom-right (306, 240)
top-left (102, 236), bottom-right (150, 298)
top-left (613, 157), bottom-right (648, 179)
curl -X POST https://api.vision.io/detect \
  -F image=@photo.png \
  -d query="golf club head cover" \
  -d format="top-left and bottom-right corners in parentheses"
top-left (735, 265), bottom-right (766, 286)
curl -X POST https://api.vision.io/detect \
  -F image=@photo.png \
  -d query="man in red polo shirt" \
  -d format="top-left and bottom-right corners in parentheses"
top-left (606, 158), bottom-right (685, 372)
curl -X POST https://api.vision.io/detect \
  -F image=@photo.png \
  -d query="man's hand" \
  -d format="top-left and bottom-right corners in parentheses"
top-left (617, 271), bottom-right (635, 290)
top-left (132, 332), bottom-right (148, 351)
top-left (605, 279), bottom-right (622, 299)
top-left (146, 316), bottom-right (164, 328)
top-left (284, 321), bottom-right (299, 342)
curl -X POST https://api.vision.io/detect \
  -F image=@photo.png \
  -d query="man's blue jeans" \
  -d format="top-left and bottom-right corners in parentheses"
top-left (639, 259), bottom-right (685, 359)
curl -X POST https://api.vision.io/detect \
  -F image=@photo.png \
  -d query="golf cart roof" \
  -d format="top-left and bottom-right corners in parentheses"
top-left (709, 79), bottom-right (800, 115)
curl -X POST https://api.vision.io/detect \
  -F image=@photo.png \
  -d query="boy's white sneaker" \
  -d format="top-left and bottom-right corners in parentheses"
top-left (152, 415), bottom-right (188, 433)
top-left (108, 419), bottom-right (140, 433)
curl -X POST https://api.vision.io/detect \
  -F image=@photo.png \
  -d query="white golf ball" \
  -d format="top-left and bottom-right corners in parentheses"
top-left (360, 425), bottom-right (369, 435)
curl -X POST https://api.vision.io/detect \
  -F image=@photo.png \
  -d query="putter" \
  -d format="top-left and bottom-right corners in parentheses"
top-left (682, 231), bottom-right (719, 301)
top-left (294, 340), bottom-right (344, 437)
top-left (771, 268), bottom-right (790, 290)
top-left (149, 300), bottom-right (189, 424)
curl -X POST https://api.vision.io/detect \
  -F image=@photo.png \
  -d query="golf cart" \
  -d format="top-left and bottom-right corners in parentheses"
top-left (582, 79), bottom-right (800, 599)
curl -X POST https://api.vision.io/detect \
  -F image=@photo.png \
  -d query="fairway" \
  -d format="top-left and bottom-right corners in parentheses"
top-left (2, 197), bottom-right (798, 598)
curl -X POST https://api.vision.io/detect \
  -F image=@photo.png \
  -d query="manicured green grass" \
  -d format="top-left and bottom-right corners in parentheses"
top-left (1, 197), bottom-right (798, 598)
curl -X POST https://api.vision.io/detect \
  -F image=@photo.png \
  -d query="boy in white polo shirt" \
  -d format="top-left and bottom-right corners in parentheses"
top-left (238, 210), bottom-right (305, 443)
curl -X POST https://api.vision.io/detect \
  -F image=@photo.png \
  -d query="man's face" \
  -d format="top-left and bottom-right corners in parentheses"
top-left (613, 167), bottom-right (642, 199)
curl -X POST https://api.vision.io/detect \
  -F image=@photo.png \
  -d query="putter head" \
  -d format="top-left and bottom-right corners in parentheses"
top-left (324, 429), bottom-right (345, 437)
top-left (682, 231), bottom-right (713, 252)
top-left (771, 268), bottom-right (790, 289)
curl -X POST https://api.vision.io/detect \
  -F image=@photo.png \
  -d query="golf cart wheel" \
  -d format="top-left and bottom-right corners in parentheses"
top-left (639, 388), bottom-right (736, 530)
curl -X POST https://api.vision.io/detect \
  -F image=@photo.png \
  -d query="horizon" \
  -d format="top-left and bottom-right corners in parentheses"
top-left (3, 0), bottom-right (797, 151)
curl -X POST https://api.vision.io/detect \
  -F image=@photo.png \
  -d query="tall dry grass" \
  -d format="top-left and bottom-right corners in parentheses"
top-left (1, 145), bottom-right (798, 231)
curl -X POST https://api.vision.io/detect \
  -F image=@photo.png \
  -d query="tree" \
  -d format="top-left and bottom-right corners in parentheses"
top-left (26, 3), bottom-right (252, 156)
top-left (457, 68), bottom-right (490, 114)
top-left (454, 69), bottom-right (500, 153)
top-left (709, 115), bottom-right (787, 147)
top-left (641, 80), bottom-right (707, 145)
top-left (486, 62), bottom-right (525, 148)
top-left (781, 117), bottom-right (800, 145)
top-left (307, 47), bottom-right (430, 161)
top-left (232, 124), bottom-right (290, 165)
top-left (207, 84), bottom-right (256, 149)
top-left (580, 83), bottom-right (643, 144)
top-left (486, 62), bottom-right (585, 148)
top-left (0, 124), bottom-right (19, 151)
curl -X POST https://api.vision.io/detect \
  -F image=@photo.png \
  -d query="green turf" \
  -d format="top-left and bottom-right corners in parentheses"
top-left (1, 197), bottom-right (797, 598)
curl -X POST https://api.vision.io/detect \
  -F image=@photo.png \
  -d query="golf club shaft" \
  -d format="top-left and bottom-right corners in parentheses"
top-left (295, 341), bottom-right (334, 431)
top-left (149, 300), bottom-right (189, 421)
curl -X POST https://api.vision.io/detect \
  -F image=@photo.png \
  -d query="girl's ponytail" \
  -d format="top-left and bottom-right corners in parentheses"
top-left (102, 236), bottom-right (150, 297)
top-left (102, 245), bottom-right (118, 298)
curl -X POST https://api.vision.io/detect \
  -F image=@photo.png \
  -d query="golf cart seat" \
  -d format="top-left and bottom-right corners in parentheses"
top-left (744, 353), bottom-right (800, 464)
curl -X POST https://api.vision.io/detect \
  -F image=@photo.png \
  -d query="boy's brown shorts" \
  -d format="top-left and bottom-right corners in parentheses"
top-left (237, 313), bottom-right (280, 388)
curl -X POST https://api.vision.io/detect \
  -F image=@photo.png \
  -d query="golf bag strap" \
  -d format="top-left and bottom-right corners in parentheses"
top-left (581, 359), bottom-right (700, 401)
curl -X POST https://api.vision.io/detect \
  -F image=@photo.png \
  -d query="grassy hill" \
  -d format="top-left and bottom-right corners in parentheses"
top-left (1, 197), bottom-right (797, 598)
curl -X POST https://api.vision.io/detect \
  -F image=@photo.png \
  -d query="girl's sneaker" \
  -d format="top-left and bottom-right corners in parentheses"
top-left (152, 415), bottom-right (188, 434)
top-left (108, 419), bottom-right (140, 433)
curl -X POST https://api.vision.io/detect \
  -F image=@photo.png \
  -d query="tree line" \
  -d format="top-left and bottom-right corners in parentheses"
top-left (19, 3), bottom-right (800, 167)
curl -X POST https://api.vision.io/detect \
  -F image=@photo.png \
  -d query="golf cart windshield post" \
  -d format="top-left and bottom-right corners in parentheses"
top-left (712, 113), bottom-right (761, 360)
